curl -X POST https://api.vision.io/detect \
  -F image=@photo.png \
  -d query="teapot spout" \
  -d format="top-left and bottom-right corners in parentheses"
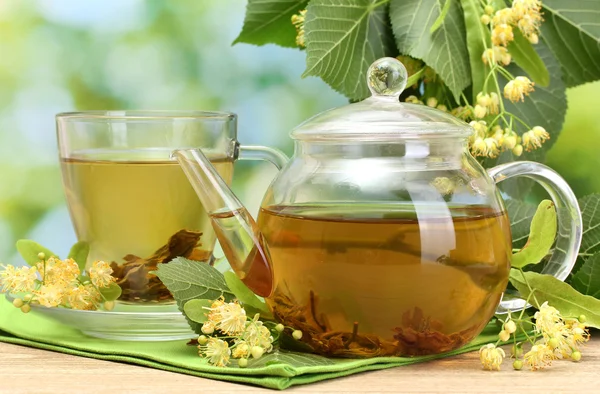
top-left (172, 148), bottom-right (274, 297)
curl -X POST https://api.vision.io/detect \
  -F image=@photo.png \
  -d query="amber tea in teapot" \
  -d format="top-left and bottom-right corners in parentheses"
top-left (259, 204), bottom-right (511, 356)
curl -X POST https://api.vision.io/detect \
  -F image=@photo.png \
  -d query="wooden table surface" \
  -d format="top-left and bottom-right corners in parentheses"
top-left (0, 340), bottom-right (598, 393)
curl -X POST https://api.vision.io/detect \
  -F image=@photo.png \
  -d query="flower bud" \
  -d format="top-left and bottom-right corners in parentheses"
top-left (503, 135), bottom-right (517, 150)
top-left (37, 252), bottom-right (46, 260)
top-left (547, 337), bottom-right (560, 349)
top-left (474, 105), bottom-right (487, 119)
top-left (426, 97), bottom-right (438, 108)
top-left (20, 304), bottom-right (31, 314)
top-left (571, 351), bottom-right (582, 361)
top-left (292, 330), bottom-right (303, 340)
top-left (198, 335), bottom-right (208, 345)
top-left (513, 359), bottom-right (523, 370)
top-left (579, 315), bottom-right (587, 323)
top-left (12, 298), bottom-right (24, 308)
top-left (238, 358), bottom-right (248, 368)
top-left (251, 346), bottom-right (265, 359)
top-left (201, 322), bottom-right (215, 335)
top-left (481, 15), bottom-right (491, 25)
top-left (504, 320), bottom-right (517, 334)
top-left (436, 104), bottom-right (448, 112)
top-left (512, 144), bottom-right (523, 157)
top-left (484, 5), bottom-right (494, 15)
top-left (498, 329), bottom-right (510, 342)
top-left (275, 324), bottom-right (285, 333)
top-left (528, 33), bottom-right (539, 44)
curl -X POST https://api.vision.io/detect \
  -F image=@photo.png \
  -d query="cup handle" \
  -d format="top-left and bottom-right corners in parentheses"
top-left (487, 161), bottom-right (583, 313)
top-left (235, 142), bottom-right (289, 170)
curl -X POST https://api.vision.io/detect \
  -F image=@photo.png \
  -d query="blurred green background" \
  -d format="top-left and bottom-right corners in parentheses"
top-left (0, 0), bottom-right (598, 263)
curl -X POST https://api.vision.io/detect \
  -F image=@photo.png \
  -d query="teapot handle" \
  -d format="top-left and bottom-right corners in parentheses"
top-left (487, 161), bottom-right (583, 314)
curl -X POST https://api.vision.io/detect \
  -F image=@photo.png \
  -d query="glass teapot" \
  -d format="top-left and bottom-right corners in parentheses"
top-left (173, 58), bottom-right (582, 357)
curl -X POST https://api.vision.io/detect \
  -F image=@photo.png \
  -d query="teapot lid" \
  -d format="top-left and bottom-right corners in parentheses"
top-left (291, 57), bottom-right (472, 141)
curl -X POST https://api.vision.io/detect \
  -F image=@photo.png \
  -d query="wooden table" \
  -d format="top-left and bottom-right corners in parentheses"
top-left (0, 340), bottom-right (598, 393)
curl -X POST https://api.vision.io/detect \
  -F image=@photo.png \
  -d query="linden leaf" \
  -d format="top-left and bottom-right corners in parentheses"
top-left (505, 199), bottom-right (538, 248)
top-left (224, 271), bottom-right (273, 319)
top-left (153, 257), bottom-right (235, 334)
top-left (67, 241), bottom-right (90, 272)
top-left (509, 269), bottom-right (600, 329)
top-left (234, 0), bottom-right (309, 48)
top-left (16, 240), bottom-right (59, 266)
top-left (579, 194), bottom-right (600, 256)
top-left (302, 0), bottom-right (396, 100)
top-left (571, 253), bottom-right (600, 299)
top-left (99, 282), bottom-right (122, 302)
top-left (390, 0), bottom-right (471, 101)
top-left (511, 200), bottom-right (557, 268)
top-left (541, 0), bottom-right (600, 88)
top-left (183, 299), bottom-right (213, 324)
top-left (459, 0), bottom-right (490, 98)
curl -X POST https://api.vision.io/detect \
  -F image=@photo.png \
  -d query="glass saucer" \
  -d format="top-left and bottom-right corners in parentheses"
top-left (5, 294), bottom-right (195, 341)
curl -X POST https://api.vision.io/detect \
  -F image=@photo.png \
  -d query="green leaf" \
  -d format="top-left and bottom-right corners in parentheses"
top-left (67, 241), bottom-right (89, 273)
top-left (406, 67), bottom-right (425, 87)
top-left (183, 299), bottom-right (213, 324)
top-left (511, 200), bottom-right (557, 268)
top-left (429, 0), bottom-right (451, 34)
top-left (571, 253), bottom-right (600, 299)
top-left (15, 240), bottom-right (59, 266)
top-left (459, 0), bottom-right (490, 98)
top-left (234, 0), bottom-right (309, 48)
top-left (579, 194), bottom-right (600, 255)
top-left (153, 257), bottom-right (235, 334)
top-left (390, 0), bottom-right (471, 101)
top-left (505, 199), bottom-right (538, 248)
top-left (541, 0), bottom-right (600, 88)
top-left (248, 350), bottom-right (335, 368)
top-left (302, 0), bottom-right (397, 100)
top-left (99, 283), bottom-right (122, 302)
top-left (509, 269), bottom-right (600, 329)
top-left (223, 271), bottom-right (273, 319)
top-left (507, 29), bottom-right (550, 87)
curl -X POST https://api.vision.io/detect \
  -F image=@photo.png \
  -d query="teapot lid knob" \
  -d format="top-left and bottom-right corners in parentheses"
top-left (366, 57), bottom-right (408, 99)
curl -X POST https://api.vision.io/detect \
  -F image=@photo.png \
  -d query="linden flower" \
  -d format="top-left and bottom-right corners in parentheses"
top-left (517, 13), bottom-right (541, 38)
top-left (0, 265), bottom-right (38, 293)
top-left (492, 24), bottom-right (514, 46)
top-left (232, 340), bottom-right (250, 359)
top-left (38, 257), bottom-right (80, 287)
top-left (534, 301), bottom-right (561, 334)
top-left (493, 8), bottom-right (515, 25)
top-left (471, 137), bottom-right (488, 156)
top-left (240, 317), bottom-right (274, 352)
top-left (484, 138), bottom-right (500, 158)
top-left (482, 47), bottom-right (511, 66)
top-left (524, 344), bottom-right (555, 370)
top-left (291, 10), bottom-right (306, 48)
top-left (88, 260), bottom-right (114, 288)
top-left (474, 104), bottom-right (487, 119)
top-left (503, 76), bottom-right (534, 102)
top-left (34, 284), bottom-right (64, 308)
top-left (205, 299), bottom-right (247, 335)
top-left (66, 284), bottom-right (98, 310)
top-left (479, 343), bottom-right (505, 371)
top-left (202, 338), bottom-right (231, 367)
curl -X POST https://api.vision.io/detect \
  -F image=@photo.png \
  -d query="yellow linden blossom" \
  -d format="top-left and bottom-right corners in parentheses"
top-left (291, 10), bottom-right (306, 48)
top-left (66, 284), bottom-right (99, 310)
top-left (0, 265), bottom-right (37, 293)
top-left (489, 93), bottom-right (500, 114)
top-left (534, 301), bottom-right (561, 334)
top-left (503, 76), bottom-right (535, 102)
top-left (34, 283), bottom-right (64, 307)
top-left (205, 298), bottom-right (247, 335)
top-left (492, 24), bottom-right (514, 46)
top-left (522, 126), bottom-right (550, 151)
top-left (202, 338), bottom-right (231, 367)
top-left (232, 341), bottom-right (250, 359)
top-left (88, 260), bottom-right (114, 288)
top-left (239, 315), bottom-right (274, 352)
top-left (484, 138), bottom-right (500, 158)
top-left (479, 343), bottom-right (505, 371)
top-left (524, 344), bottom-right (555, 370)
top-left (493, 8), bottom-right (516, 25)
top-left (37, 257), bottom-right (79, 287)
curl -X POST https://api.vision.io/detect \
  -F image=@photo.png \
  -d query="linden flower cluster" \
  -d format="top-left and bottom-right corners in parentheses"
top-left (0, 252), bottom-right (116, 312)
top-left (441, 0), bottom-right (547, 159)
top-left (196, 297), bottom-right (303, 367)
top-left (479, 302), bottom-right (590, 371)
top-left (291, 10), bottom-right (306, 48)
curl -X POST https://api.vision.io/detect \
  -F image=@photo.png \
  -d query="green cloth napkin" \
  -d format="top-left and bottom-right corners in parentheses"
top-left (0, 299), bottom-right (501, 390)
